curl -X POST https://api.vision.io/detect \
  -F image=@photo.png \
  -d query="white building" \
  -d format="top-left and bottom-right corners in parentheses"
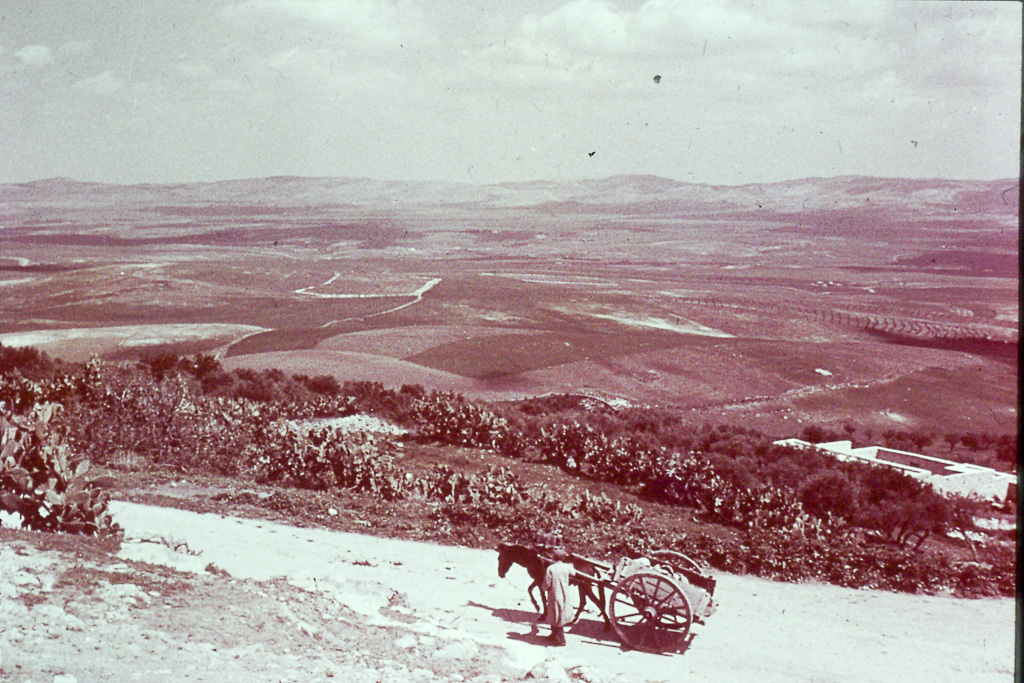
top-left (773, 439), bottom-right (1017, 503)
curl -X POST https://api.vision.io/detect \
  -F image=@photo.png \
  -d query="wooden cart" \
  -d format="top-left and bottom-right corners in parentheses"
top-left (563, 549), bottom-right (717, 654)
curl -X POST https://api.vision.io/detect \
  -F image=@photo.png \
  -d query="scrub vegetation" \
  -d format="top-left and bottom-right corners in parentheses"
top-left (1, 345), bottom-right (1014, 598)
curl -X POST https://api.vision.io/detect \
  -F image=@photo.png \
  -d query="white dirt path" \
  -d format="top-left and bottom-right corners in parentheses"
top-left (109, 502), bottom-right (1015, 683)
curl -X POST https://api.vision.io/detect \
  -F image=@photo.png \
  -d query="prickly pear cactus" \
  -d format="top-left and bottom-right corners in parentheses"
top-left (0, 403), bottom-right (120, 536)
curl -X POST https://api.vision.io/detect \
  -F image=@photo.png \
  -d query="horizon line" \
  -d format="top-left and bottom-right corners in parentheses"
top-left (5, 173), bottom-right (1020, 190)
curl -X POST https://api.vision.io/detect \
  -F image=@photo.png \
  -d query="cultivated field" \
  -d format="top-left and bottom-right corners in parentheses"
top-left (0, 175), bottom-right (1017, 435)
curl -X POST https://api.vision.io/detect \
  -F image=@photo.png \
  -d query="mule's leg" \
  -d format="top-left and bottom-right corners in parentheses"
top-left (527, 580), bottom-right (541, 612)
top-left (570, 584), bottom-right (588, 625)
top-left (593, 585), bottom-right (611, 630)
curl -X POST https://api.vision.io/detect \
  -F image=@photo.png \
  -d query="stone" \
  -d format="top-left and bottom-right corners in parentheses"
top-left (11, 571), bottom-right (40, 587)
top-left (567, 665), bottom-right (615, 683)
top-left (34, 604), bottom-right (66, 623)
top-left (430, 640), bottom-right (478, 660)
top-left (524, 659), bottom-right (570, 683)
top-left (394, 634), bottom-right (418, 649)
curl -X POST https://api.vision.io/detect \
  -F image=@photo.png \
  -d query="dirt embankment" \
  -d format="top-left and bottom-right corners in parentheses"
top-left (0, 528), bottom-right (523, 683)
top-left (0, 499), bottom-right (1015, 683)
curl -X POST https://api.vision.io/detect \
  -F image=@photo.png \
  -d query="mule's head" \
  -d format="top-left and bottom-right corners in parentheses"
top-left (496, 543), bottom-right (513, 578)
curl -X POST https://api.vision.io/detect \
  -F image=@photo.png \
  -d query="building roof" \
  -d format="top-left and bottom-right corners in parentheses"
top-left (773, 438), bottom-right (1017, 486)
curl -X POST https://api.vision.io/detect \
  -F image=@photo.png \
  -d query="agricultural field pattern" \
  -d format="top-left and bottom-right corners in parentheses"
top-left (0, 175), bottom-right (1017, 436)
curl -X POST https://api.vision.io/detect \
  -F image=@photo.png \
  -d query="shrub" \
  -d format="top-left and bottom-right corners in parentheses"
top-left (994, 434), bottom-right (1016, 462)
top-left (857, 494), bottom-right (951, 549)
top-left (183, 353), bottom-right (223, 379)
top-left (640, 453), bottom-right (723, 510)
top-left (139, 351), bottom-right (182, 381)
top-left (410, 392), bottom-right (516, 452)
top-left (417, 464), bottom-right (529, 506)
top-left (705, 453), bottom-right (759, 490)
top-left (304, 374), bottom-right (341, 396)
top-left (251, 423), bottom-right (407, 500)
top-left (0, 403), bottom-right (119, 535)
top-left (568, 490), bottom-right (644, 525)
top-left (0, 344), bottom-right (56, 379)
top-left (798, 470), bottom-right (857, 520)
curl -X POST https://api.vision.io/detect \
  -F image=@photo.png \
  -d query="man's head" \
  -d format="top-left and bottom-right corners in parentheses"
top-left (537, 532), bottom-right (561, 548)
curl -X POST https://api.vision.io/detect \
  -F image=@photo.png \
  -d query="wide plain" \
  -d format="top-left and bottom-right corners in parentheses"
top-left (0, 175), bottom-right (1017, 436)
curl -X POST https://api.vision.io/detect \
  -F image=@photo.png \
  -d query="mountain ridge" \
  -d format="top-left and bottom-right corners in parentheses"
top-left (1, 175), bottom-right (1017, 219)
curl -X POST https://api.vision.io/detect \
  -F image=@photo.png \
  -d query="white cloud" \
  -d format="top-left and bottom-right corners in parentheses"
top-left (507, 0), bottom-right (778, 61)
top-left (522, 0), bottom-right (631, 53)
top-left (175, 60), bottom-right (217, 81)
top-left (72, 71), bottom-right (125, 96)
top-left (14, 44), bottom-right (54, 67)
top-left (635, 0), bottom-right (769, 44)
top-left (474, 0), bottom-right (802, 93)
top-left (240, 0), bottom-right (396, 24)
top-left (58, 41), bottom-right (94, 57)
top-left (0, 0), bottom-right (1016, 184)
top-left (222, 0), bottom-right (424, 48)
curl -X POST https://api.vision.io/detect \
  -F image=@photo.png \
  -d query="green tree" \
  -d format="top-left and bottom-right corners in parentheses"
top-left (943, 433), bottom-right (960, 452)
top-left (798, 470), bottom-right (857, 520)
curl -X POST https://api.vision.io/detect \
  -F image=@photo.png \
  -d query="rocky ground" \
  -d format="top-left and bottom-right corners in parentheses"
top-left (0, 528), bottom-right (523, 683)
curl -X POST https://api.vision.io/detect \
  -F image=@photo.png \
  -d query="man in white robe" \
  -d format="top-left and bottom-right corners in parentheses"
top-left (541, 549), bottom-right (577, 646)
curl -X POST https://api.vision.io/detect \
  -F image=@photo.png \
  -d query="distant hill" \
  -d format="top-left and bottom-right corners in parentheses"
top-left (1, 175), bottom-right (1017, 220)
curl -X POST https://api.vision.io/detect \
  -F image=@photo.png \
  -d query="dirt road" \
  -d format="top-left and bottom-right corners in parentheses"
top-left (98, 502), bottom-right (1014, 683)
top-left (0, 500), bottom-right (1015, 682)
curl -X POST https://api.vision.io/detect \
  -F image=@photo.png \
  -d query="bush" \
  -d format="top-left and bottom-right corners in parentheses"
top-left (568, 490), bottom-right (644, 525)
top-left (705, 453), bottom-right (759, 490)
top-left (0, 403), bottom-right (119, 535)
top-left (304, 374), bottom-right (341, 396)
top-left (798, 470), bottom-right (857, 520)
top-left (0, 344), bottom-right (57, 379)
top-left (251, 423), bottom-right (407, 500)
top-left (857, 495), bottom-right (951, 549)
top-left (416, 464), bottom-right (529, 507)
top-left (1, 348), bottom-right (1012, 597)
top-left (139, 351), bottom-right (182, 381)
top-left (994, 434), bottom-right (1016, 463)
top-left (410, 392), bottom-right (517, 452)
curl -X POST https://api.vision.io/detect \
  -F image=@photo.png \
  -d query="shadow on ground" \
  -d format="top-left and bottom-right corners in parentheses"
top-left (467, 600), bottom-right (687, 653)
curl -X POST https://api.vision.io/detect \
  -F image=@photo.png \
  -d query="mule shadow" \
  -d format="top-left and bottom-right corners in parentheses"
top-left (468, 601), bottom-right (631, 651)
top-left (467, 601), bottom-right (541, 627)
top-left (468, 600), bottom-right (696, 655)
top-left (466, 601), bottom-right (549, 646)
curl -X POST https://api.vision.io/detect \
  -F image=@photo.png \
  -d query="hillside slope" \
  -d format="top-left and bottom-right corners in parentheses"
top-left (1, 501), bottom-right (1014, 683)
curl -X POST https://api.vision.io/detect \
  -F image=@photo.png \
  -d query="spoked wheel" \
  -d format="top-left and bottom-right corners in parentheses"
top-left (648, 549), bottom-right (705, 574)
top-left (608, 572), bottom-right (692, 653)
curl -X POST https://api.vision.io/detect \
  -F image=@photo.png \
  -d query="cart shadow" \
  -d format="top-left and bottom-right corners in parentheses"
top-left (469, 601), bottom-right (692, 654)
top-left (567, 617), bottom-right (693, 655)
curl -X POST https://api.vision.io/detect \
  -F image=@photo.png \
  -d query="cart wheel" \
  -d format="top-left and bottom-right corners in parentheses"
top-left (609, 571), bottom-right (692, 653)
top-left (649, 549), bottom-right (705, 574)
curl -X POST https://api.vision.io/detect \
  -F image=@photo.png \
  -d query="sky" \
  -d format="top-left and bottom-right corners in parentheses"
top-left (0, 0), bottom-right (1020, 186)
